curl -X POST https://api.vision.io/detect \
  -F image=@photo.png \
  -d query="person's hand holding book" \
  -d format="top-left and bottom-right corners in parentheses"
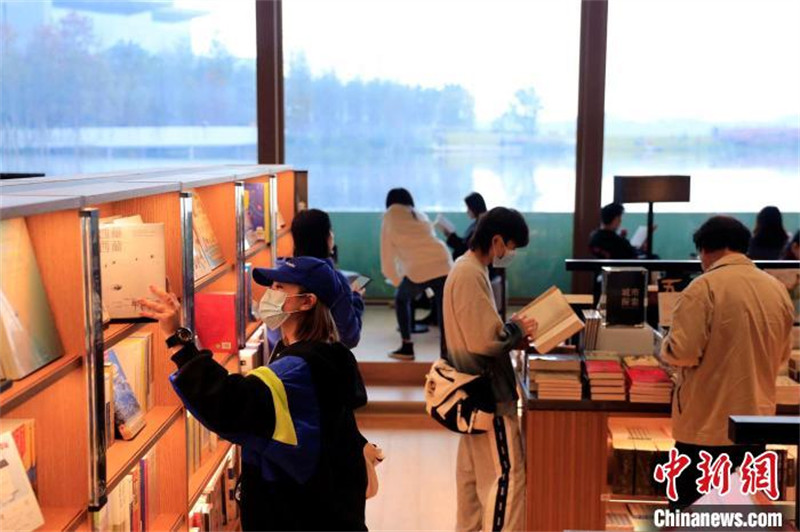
top-left (511, 312), bottom-right (538, 349)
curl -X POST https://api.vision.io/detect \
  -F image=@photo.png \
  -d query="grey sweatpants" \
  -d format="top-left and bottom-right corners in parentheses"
top-left (455, 414), bottom-right (526, 531)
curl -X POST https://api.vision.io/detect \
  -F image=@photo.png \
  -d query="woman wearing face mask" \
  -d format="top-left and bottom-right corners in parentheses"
top-left (381, 188), bottom-right (452, 360)
top-left (138, 257), bottom-right (369, 531)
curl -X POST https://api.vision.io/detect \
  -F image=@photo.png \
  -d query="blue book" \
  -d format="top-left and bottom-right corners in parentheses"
top-left (105, 349), bottom-right (146, 440)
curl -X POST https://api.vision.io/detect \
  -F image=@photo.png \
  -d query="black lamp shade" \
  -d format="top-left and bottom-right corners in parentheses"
top-left (614, 175), bottom-right (691, 204)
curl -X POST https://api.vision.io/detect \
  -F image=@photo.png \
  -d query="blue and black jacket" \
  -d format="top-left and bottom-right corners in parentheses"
top-left (170, 339), bottom-right (368, 531)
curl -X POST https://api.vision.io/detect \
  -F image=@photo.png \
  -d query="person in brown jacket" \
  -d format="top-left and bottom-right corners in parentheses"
top-left (661, 215), bottom-right (794, 508)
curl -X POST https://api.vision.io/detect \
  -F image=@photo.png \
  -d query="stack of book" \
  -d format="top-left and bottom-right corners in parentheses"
top-left (776, 375), bottom-right (800, 405)
top-left (586, 357), bottom-right (625, 401)
top-left (608, 418), bottom-right (674, 497)
top-left (529, 354), bottom-right (582, 400)
top-left (581, 309), bottom-right (602, 351)
top-left (623, 356), bottom-right (673, 404)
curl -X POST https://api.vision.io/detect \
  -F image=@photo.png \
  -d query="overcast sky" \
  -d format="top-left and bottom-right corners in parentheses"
top-left (184, 0), bottom-right (800, 126)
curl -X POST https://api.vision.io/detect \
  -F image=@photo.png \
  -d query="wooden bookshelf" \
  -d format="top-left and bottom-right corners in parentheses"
top-left (188, 440), bottom-right (233, 509)
top-left (0, 165), bottom-right (293, 529)
top-left (106, 405), bottom-right (184, 491)
top-left (0, 354), bottom-right (82, 411)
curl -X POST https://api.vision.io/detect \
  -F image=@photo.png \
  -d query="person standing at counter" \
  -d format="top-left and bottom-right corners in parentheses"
top-left (381, 188), bottom-right (452, 360)
top-left (660, 215), bottom-right (794, 508)
top-left (588, 202), bottom-right (639, 259)
top-left (443, 207), bottom-right (537, 531)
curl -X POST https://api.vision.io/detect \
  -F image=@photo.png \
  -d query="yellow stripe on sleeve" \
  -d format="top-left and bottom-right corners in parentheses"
top-left (249, 366), bottom-right (298, 446)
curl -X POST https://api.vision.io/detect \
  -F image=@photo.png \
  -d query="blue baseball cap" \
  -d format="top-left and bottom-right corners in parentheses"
top-left (252, 256), bottom-right (339, 308)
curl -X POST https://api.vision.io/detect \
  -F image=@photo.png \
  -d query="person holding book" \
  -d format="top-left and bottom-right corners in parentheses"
top-left (264, 208), bottom-right (365, 353)
top-left (588, 202), bottom-right (643, 259)
top-left (381, 187), bottom-right (452, 360)
top-left (442, 207), bottom-right (538, 531)
top-left (660, 216), bottom-right (794, 509)
top-left (138, 257), bottom-right (370, 531)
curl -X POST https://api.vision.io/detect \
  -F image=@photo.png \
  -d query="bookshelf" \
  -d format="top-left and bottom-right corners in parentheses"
top-left (0, 165), bottom-right (296, 532)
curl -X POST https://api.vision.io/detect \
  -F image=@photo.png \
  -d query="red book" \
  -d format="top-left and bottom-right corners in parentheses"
top-left (196, 292), bottom-right (237, 354)
top-left (625, 367), bottom-right (671, 384)
top-left (586, 360), bottom-right (623, 374)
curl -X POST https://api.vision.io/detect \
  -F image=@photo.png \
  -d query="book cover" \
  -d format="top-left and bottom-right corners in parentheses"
top-left (104, 363), bottom-right (115, 449)
top-left (0, 419), bottom-right (36, 494)
top-left (625, 367), bottom-right (671, 384)
top-left (519, 286), bottom-right (585, 354)
top-left (0, 218), bottom-right (63, 380)
top-left (114, 333), bottom-right (153, 411)
top-left (602, 267), bottom-right (647, 327)
top-left (529, 354), bottom-right (581, 372)
top-left (99, 222), bottom-right (167, 319)
top-left (610, 438), bottom-right (636, 495)
top-left (196, 292), bottom-right (237, 354)
top-left (0, 431), bottom-right (44, 532)
top-left (586, 360), bottom-right (623, 375)
top-left (244, 182), bottom-right (267, 245)
top-left (105, 349), bottom-right (146, 440)
top-left (192, 192), bottom-right (225, 270)
top-left (193, 227), bottom-right (213, 280)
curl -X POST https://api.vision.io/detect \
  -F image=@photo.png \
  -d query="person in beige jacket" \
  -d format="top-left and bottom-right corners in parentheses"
top-left (444, 207), bottom-right (537, 532)
top-left (380, 188), bottom-right (452, 359)
top-left (660, 215), bottom-right (794, 508)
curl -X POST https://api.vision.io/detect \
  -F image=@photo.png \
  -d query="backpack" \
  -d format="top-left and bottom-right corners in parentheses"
top-left (423, 358), bottom-right (495, 434)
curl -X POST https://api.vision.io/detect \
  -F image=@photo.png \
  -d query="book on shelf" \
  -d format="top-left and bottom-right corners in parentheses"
top-left (518, 286), bottom-right (585, 354)
top-left (196, 292), bottom-right (237, 354)
top-left (581, 308), bottom-right (602, 351)
top-left (0, 419), bottom-right (36, 494)
top-left (105, 349), bottom-right (146, 440)
top-left (192, 192), bottom-right (226, 272)
top-left (244, 182), bottom-right (269, 246)
top-left (0, 218), bottom-right (64, 381)
top-left (93, 448), bottom-right (156, 532)
top-left (193, 227), bottom-right (214, 280)
top-left (104, 362), bottom-right (116, 449)
top-left (0, 430), bottom-right (44, 532)
top-left (99, 218), bottom-right (167, 319)
top-left (608, 418), bottom-right (674, 497)
top-left (244, 263), bottom-right (256, 322)
top-left (113, 332), bottom-right (154, 411)
top-left (239, 347), bottom-right (261, 374)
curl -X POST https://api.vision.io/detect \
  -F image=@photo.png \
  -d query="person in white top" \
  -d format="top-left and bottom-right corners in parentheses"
top-left (380, 188), bottom-right (452, 360)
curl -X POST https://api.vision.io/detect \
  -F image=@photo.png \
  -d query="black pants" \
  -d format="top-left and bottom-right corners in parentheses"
top-left (670, 441), bottom-right (766, 509)
top-left (395, 275), bottom-right (447, 355)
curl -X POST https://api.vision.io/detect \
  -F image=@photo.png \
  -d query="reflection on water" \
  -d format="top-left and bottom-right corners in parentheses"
top-left (4, 153), bottom-right (798, 215)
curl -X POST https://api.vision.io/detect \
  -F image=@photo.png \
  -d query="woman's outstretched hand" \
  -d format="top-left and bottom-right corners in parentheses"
top-left (137, 285), bottom-right (182, 337)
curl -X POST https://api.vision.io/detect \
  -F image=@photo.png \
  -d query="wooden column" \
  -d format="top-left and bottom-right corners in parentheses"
top-left (256, 0), bottom-right (285, 164)
top-left (572, 0), bottom-right (608, 294)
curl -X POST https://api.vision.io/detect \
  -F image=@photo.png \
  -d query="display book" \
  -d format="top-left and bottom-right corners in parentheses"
top-left (104, 331), bottom-right (154, 441)
top-left (98, 215), bottom-right (167, 320)
top-left (518, 286), bottom-right (585, 354)
top-left (0, 217), bottom-right (63, 381)
top-left (192, 191), bottom-right (226, 280)
top-left (0, 418), bottom-right (41, 532)
top-left (189, 446), bottom-right (240, 532)
top-left (243, 181), bottom-right (270, 249)
top-left (91, 447), bottom-right (157, 532)
top-left (605, 417), bottom-right (797, 531)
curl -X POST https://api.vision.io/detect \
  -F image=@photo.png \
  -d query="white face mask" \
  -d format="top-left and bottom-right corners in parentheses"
top-left (492, 241), bottom-right (517, 268)
top-left (258, 288), bottom-right (304, 330)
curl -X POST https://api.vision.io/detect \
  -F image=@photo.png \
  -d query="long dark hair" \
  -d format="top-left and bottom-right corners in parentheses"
top-left (293, 292), bottom-right (339, 344)
top-left (752, 206), bottom-right (788, 249)
top-left (292, 209), bottom-right (332, 259)
top-left (385, 188), bottom-right (414, 209)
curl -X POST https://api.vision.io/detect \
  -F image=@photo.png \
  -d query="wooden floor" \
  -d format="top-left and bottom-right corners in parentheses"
top-left (360, 416), bottom-right (460, 531)
top-left (354, 304), bottom-right (442, 363)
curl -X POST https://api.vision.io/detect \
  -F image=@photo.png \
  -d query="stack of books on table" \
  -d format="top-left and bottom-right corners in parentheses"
top-left (623, 355), bottom-right (673, 404)
top-left (776, 375), bottom-right (800, 405)
top-left (529, 354), bottom-right (583, 400)
top-left (586, 357), bottom-right (625, 401)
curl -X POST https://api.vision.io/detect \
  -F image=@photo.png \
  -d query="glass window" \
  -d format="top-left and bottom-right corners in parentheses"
top-left (283, 0), bottom-right (581, 213)
top-left (604, 0), bottom-right (800, 214)
top-left (0, 0), bottom-right (257, 176)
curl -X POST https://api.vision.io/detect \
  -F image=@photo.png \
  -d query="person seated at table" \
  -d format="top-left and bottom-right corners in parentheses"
top-left (748, 205), bottom-right (790, 260)
top-left (588, 202), bottom-right (643, 259)
top-left (660, 216), bottom-right (793, 509)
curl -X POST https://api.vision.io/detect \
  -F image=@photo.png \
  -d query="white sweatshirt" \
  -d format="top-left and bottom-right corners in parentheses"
top-left (380, 205), bottom-right (452, 286)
